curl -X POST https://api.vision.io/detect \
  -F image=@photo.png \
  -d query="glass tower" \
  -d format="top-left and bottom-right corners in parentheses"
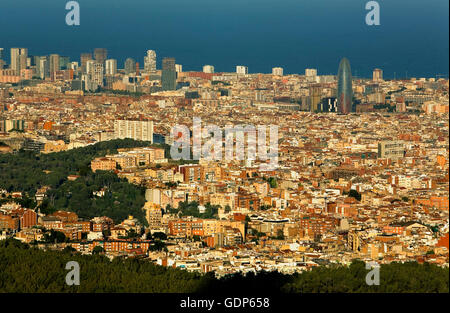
top-left (124, 58), bottom-right (136, 75)
top-left (337, 57), bottom-right (353, 114)
top-left (162, 57), bottom-right (176, 91)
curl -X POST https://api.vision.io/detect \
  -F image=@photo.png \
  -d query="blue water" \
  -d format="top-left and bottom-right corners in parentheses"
top-left (0, 0), bottom-right (448, 78)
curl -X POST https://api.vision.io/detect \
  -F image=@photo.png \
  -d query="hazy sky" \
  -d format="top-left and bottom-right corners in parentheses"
top-left (0, 0), bottom-right (448, 78)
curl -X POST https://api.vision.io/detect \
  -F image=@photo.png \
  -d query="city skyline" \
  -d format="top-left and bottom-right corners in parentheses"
top-left (0, 0), bottom-right (448, 78)
top-left (0, 0), bottom-right (448, 301)
top-left (2, 45), bottom-right (447, 80)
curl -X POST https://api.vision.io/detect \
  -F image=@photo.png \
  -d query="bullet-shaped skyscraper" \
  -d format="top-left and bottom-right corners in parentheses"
top-left (337, 58), bottom-right (353, 114)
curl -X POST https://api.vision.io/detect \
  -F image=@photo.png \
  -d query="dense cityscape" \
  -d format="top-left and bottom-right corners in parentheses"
top-left (0, 46), bottom-right (448, 292)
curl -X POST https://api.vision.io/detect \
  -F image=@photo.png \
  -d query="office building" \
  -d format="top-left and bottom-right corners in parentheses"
top-left (80, 53), bottom-right (92, 73)
top-left (59, 56), bottom-right (70, 70)
top-left (336, 58), bottom-right (353, 114)
top-left (161, 57), bottom-right (176, 91)
top-left (175, 64), bottom-right (182, 73)
top-left (309, 85), bottom-right (322, 112)
top-left (94, 48), bottom-right (107, 65)
top-left (124, 58), bottom-right (136, 74)
top-left (318, 97), bottom-right (338, 112)
top-left (49, 54), bottom-right (60, 74)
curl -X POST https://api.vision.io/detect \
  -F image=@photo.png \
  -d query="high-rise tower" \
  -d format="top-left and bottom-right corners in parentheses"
top-left (373, 68), bottom-right (383, 82)
top-left (337, 58), bottom-right (353, 114)
top-left (49, 54), bottom-right (60, 74)
top-left (94, 48), bottom-right (108, 65)
top-left (10, 48), bottom-right (28, 75)
top-left (124, 58), bottom-right (136, 74)
top-left (80, 53), bottom-right (92, 74)
top-left (162, 57), bottom-right (176, 91)
top-left (144, 50), bottom-right (156, 73)
top-left (105, 59), bottom-right (117, 75)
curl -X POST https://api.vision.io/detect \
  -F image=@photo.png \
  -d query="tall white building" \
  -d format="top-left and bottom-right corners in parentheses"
top-left (86, 60), bottom-right (95, 74)
top-left (68, 62), bottom-right (79, 72)
top-left (10, 48), bottom-right (28, 75)
top-left (305, 68), bottom-right (318, 82)
top-left (38, 57), bottom-right (48, 79)
top-left (203, 65), bottom-right (215, 73)
top-left (86, 60), bottom-right (104, 89)
top-left (272, 67), bottom-right (283, 76)
top-left (105, 59), bottom-right (117, 75)
top-left (236, 65), bottom-right (248, 75)
top-left (114, 120), bottom-right (154, 143)
top-left (49, 54), bottom-right (60, 74)
top-left (175, 64), bottom-right (183, 73)
top-left (144, 50), bottom-right (156, 73)
top-left (373, 68), bottom-right (383, 82)
top-left (305, 68), bottom-right (317, 77)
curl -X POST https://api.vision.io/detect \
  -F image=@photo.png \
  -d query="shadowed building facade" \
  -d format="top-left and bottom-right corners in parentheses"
top-left (337, 57), bottom-right (353, 114)
top-left (162, 57), bottom-right (176, 91)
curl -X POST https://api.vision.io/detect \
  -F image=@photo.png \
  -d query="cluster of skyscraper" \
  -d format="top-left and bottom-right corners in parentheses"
top-left (0, 47), bottom-right (181, 92)
top-left (1, 46), bottom-right (364, 114)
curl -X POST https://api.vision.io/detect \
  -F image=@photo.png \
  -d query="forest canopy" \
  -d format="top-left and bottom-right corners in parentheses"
top-left (0, 239), bottom-right (448, 293)
top-left (0, 139), bottom-right (165, 224)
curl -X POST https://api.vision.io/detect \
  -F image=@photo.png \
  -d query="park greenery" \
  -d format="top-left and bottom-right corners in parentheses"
top-left (0, 239), bottom-right (448, 293)
top-left (0, 139), bottom-right (161, 224)
top-left (166, 201), bottom-right (221, 219)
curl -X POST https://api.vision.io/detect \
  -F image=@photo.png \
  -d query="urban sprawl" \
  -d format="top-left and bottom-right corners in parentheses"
top-left (0, 47), bottom-right (448, 277)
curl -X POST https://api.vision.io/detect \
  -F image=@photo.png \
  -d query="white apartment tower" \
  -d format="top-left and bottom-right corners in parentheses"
top-left (236, 65), bottom-right (248, 75)
top-left (105, 59), bottom-right (117, 75)
top-left (114, 120), bottom-right (154, 143)
top-left (305, 68), bottom-right (318, 82)
top-left (305, 68), bottom-right (317, 77)
top-left (86, 60), bottom-right (104, 89)
top-left (144, 50), bottom-right (157, 73)
top-left (203, 65), bottom-right (215, 74)
top-left (373, 68), bottom-right (383, 82)
top-left (272, 67), bottom-right (283, 76)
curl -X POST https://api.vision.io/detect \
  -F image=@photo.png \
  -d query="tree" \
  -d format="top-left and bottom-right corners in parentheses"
top-left (152, 232), bottom-right (167, 241)
top-left (43, 230), bottom-right (67, 243)
top-left (92, 246), bottom-right (105, 255)
top-left (0, 240), bottom-right (448, 293)
top-left (275, 229), bottom-right (285, 240)
top-left (149, 240), bottom-right (167, 251)
top-left (62, 246), bottom-right (76, 253)
top-left (268, 177), bottom-right (277, 188)
top-left (347, 189), bottom-right (361, 201)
